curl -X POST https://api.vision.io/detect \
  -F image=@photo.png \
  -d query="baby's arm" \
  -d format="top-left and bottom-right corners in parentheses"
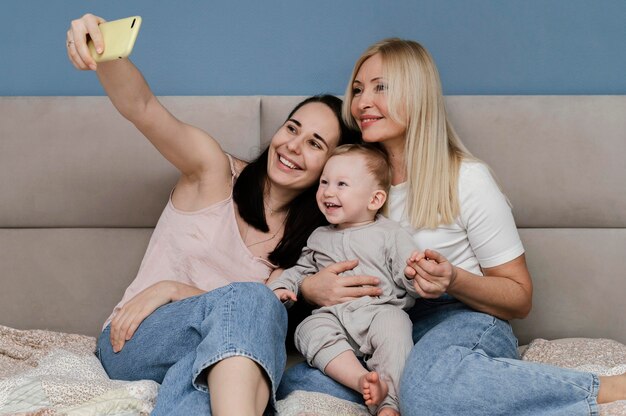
top-left (267, 268), bottom-right (300, 306)
top-left (389, 227), bottom-right (424, 296)
top-left (266, 268), bottom-right (284, 285)
top-left (266, 253), bottom-right (316, 305)
top-left (273, 288), bottom-right (298, 303)
top-left (266, 268), bottom-right (298, 302)
top-left (267, 240), bottom-right (322, 305)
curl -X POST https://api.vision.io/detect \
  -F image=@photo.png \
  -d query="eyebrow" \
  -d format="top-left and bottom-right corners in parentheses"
top-left (288, 118), bottom-right (329, 148)
top-left (353, 76), bottom-right (384, 84)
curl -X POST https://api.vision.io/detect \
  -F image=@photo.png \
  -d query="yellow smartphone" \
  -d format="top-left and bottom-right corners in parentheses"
top-left (88, 16), bottom-right (142, 62)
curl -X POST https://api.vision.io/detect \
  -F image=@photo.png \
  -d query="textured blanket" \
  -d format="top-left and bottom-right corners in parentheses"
top-left (0, 325), bottom-right (157, 416)
top-left (1, 325), bottom-right (625, 416)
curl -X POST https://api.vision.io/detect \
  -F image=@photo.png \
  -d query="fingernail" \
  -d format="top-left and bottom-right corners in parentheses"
top-left (97, 47), bottom-right (103, 54)
top-left (90, 64), bottom-right (97, 71)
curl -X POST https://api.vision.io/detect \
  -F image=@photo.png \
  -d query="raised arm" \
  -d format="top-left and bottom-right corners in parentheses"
top-left (66, 14), bottom-right (230, 202)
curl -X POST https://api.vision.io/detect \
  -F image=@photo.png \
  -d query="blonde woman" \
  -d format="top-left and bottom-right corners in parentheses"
top-left (279, 38), bottom-right (626, 415)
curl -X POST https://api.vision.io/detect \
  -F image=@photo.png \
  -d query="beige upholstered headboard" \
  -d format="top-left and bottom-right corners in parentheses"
top-left (1, 96), bottom-right (625, 345)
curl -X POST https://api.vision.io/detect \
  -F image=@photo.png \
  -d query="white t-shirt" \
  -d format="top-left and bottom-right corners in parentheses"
top-left (387, 162), bottom-right (524, 276)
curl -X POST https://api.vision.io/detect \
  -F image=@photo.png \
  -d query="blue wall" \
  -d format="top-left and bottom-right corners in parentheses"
top-left (2, 0), bottom-right (625, 96)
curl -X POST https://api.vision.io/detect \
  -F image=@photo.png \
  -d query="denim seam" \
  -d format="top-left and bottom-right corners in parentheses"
top-left (191, 348), bottom-right (279, 406)
top-left (226, 285), bottom-right (233, 351)
top-left (472, 349), bottom-right (598, 396)
top-left (469, 317), bottom-right (497, 351)
top-left (586, 373), bottom-right (600, 416)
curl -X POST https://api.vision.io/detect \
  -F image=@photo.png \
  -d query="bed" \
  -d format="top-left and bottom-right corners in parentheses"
top-left (1, 95), bottom-right (625, 415)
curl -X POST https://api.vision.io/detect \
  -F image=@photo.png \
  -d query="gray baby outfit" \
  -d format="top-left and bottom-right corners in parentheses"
top-left (268, 215), bottom-right (419, 412)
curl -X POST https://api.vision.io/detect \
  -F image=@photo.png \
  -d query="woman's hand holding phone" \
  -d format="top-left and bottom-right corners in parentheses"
top-left (67, 14), bottom-right (141, 71)
top-left (67, 14), bottom-right (106, 71)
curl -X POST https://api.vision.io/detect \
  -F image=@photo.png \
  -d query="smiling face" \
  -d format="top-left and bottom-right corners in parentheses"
top-left (267, 102), bottom-right (341, 194)
top-left (316, 153), bottom-right (386, 229)
top-left (350, 53), bottom-right (407, 148)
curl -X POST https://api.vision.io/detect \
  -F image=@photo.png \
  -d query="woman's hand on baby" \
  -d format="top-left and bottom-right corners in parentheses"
top-left (273, 288), bottom-right (297, 303)
top-left (300, 260), bottom-right (382, 307)
top-left (109, 281), bottom-right (203, 353)
top-left (405, 249), bottom-right (457, 299)
top-left (66, 13), bottom-right (106, 71)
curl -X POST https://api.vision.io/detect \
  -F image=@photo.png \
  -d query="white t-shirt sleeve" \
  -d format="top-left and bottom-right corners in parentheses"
top-left (458, 163), bottom-right (525, 269)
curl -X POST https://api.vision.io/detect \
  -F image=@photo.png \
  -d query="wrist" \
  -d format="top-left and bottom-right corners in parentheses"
top-left (158, 280), bottom-right (179, 302)
top-left (298, 275), bottom-right (317, 305)
top-left (446, 265), bottom-right (460, 294)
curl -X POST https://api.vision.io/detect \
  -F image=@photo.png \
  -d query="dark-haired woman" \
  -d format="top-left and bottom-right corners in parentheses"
top-left (66, 13), bottom-right (360, 416)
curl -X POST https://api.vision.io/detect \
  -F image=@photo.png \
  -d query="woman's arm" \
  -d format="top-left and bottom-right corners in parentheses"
top-left (449, 254), bottom-right (532, 320)
top-left (407, 249), bottom-right (532, 320)
top-left (67, 15), bottom-right (231, 206)
top-left (109, 280), bottom-right (205, 352)
top-left (299, 260), bottom-right (383, 307)
top-left (442, 162), bottom-right (532, 320)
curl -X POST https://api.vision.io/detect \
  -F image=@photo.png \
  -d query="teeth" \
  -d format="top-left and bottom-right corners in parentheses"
top-left (279, 156), bottom-right (297, 169)
top-left (362, 117), bottom-right (381, 123)
top-left (325, 203), bottom-right (340, 208)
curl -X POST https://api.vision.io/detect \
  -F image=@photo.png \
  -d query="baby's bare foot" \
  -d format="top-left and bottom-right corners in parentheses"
top-left (377, 406), bottom-right (400, 416)
top-left (360, 371), bottom-right (388, 407)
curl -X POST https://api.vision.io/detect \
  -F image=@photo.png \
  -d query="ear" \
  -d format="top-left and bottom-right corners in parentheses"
top-left (368, 189), bottom-right (387, 211)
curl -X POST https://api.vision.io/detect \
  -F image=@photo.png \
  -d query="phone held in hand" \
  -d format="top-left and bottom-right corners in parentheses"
top-left (88, 16), bottom-right (142, 63)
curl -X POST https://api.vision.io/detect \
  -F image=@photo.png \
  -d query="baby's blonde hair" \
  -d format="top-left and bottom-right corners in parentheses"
top-left (331, 143), bottom-right (391, 192)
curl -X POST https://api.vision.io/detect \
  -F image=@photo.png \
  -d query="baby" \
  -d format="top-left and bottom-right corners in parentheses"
top-left (268, 144), bottom-right (422, 416)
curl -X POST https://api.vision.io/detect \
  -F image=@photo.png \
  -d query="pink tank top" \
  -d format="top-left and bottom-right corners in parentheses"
top-left (104, 156), bottom-right (275, 327)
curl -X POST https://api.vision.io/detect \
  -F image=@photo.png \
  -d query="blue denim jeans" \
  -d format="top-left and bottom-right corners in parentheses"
top-left (278, 299), bottom-right (600, 416)
top-left (97, 282), bottom-right (287, 415)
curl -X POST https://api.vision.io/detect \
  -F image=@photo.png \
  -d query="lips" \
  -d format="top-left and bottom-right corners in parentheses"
top-left (359, 115), bottom-right (383, 129)
top-left (278, 154), bottom-right (301, 170)
top-left (322, 202), bottom-right (342, 214)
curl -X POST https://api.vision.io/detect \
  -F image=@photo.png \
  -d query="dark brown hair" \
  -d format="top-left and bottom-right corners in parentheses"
top-left (233, 95), bottom-right (361, 267)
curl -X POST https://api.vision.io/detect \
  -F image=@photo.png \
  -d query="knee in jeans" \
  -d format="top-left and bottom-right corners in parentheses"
top-left (403, 343), bottom-right (469, 384)
top-left (237, 282), bottom-right (287, 324)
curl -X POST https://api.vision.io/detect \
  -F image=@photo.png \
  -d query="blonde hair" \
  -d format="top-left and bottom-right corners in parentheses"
top-left (331, 143), bottom-right (391, 191)
top-left (343, 38), bottom-right (479, 229)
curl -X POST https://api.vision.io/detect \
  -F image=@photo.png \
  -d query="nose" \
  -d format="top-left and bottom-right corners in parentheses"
top-left (323, 184), bottom-right (335, 197)
top-left (286, 135), bottom-right (303, 154)
top-left (356, 89), bottom-right (373, 111)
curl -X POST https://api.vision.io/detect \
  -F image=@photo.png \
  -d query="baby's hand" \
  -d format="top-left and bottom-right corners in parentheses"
top-left (404, 250), bottom-right (426, 279)
top-left (406, 249), bottom-right (456, 299)
top-left (273, 288), bottom-right (297, 303)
